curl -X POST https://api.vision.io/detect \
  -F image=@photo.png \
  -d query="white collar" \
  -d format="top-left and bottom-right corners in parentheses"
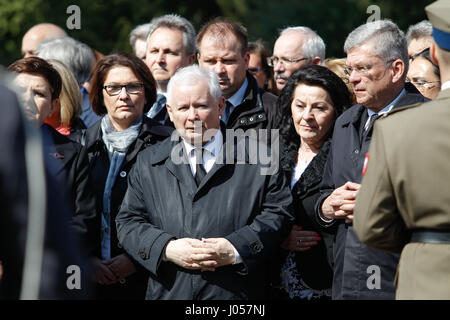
top-left (182, 129), bottom-right (223, 175)
top-left (441, 81), bottom-right (450, 92)
top-left (227, 77), bottom-right (248, 107)
top-left (182, 129), bottom-right (223, 158)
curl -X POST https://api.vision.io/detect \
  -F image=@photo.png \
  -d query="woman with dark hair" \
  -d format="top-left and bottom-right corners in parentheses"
top-left (84, 52), bottom-right (173, 299)
top-left (8, 57), bottom-right (96, 253)
top-left (273, 65), bottom-right (351, 300)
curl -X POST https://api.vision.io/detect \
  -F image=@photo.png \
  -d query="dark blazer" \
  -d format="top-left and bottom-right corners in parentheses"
top-left (84, 116), bottom-right (173, 299)
top-left (41, 124), bottom-right (97, 252)
top-left (116, 131), bottom-right (294, 300)
top-left (0, 85), bottom-right (91, 299)
top-left (314, 83), bottom-right (429, 300)
top-left (226, 72), bottom-right (279, 132)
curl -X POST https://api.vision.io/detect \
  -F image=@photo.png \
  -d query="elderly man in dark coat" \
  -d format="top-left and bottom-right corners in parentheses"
top-left (314, 19), bottom-right (428, 300)
top-left (116, 65), bottom-right (293, 300)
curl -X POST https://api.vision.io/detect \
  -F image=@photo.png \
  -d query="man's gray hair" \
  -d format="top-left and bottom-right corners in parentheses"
top-left (146, 14), bottom-right (196, 56)
top-left (406, 20), bottom-right (433, 45)
top-left (167, 65), bottom-right (222, 105)
top-left (130, 22), bottom-right (152, 53)
top-left (344, 19), bottom-right (409, 73)
top-left (279, 26), bottom-right (326, 61)
top-left (37, 36), bottom-right (95, 85)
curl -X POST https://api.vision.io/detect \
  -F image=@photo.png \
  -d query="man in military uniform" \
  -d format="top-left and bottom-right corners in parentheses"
top-left (354, 0), bottom-right (450, 300)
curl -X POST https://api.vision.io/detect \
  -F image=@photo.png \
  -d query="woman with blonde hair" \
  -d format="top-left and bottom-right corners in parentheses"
top-left (44, 59), bottom-right (86, 143)
top-left (323, 58), bottom-right (357, 105)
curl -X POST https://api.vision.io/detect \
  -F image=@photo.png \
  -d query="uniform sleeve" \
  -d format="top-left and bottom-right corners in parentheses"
top-left (115, 155), bottom-right (175, 276)
top-left (353, 122), bottom-right (409, 253)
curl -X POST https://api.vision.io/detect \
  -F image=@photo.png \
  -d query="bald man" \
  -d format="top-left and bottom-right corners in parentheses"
top-left (21, 23), bottom-right (67, 58)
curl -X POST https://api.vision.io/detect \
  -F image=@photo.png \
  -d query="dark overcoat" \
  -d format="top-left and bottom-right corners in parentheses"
top-left (116, 132), bottom-right (294, 299)
top-left (314, 84), bottom-right (428, 299)
top-left (84, 116), bottom-right (173, 299)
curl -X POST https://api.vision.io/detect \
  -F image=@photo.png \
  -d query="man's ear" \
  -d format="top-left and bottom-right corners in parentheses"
top-left (218, 96), bottom-right (225, 117)
top-left (244, 52), bottom-right (250, 69)
top-left (166, 103), bottom-right (174, 122)
top-left (430, 42), bottom-right (439, 67)
top-left (391, 59), bottom-right (405, 83)
top-left (312, 57), bottom-right (322, 65)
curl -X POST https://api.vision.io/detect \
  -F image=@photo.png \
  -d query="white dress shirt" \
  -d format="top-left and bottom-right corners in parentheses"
top-left (182, 130), bottom-right (243, 264)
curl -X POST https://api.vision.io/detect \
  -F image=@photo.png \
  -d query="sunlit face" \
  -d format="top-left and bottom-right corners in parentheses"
top-left (167, 79), bottom-right (225, 145)
top-left (13, 72), bottom-right (57, 125)
top-left (145, 27), bottom-right (193, 87)
top-left (291, 84), bottom-right (335, 146)
top-left (346, 42), bottom-right (396, 111)
top-left (407, 57), bottom-right (440, 99)
top-left (198, 34), bottom-right (249, 99)
top-left (248, 52), bottom-right (267, 89)
top-left (408, 37), bottom-right (433, 57)
top-left (272, 32), bottom-right (310, 91)
top-left (102, 66), bottom-right (146, 131)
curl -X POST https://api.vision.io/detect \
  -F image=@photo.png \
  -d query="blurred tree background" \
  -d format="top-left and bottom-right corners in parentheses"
top-left (0, 0), bottom-right (433, 66)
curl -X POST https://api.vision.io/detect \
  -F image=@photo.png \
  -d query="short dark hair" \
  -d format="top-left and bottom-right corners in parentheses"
top-left (278, 65), bottom-right (351, 168)
top-left (8, 56), bottom-right (62, 100)
top-left (197, 18), bottom-right (248, 56)
top-left (89, 52), bottom-right (157, 115)
top-left (248, 40), bottom-right (272, 79)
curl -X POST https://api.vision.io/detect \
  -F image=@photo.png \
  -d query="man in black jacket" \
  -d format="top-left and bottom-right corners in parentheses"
top-left (197, 18), bottom-right (279, 133)
top-left (116, 65), bottom-right (293, 300)
top-left (314, 19), bottom-right (429, 300)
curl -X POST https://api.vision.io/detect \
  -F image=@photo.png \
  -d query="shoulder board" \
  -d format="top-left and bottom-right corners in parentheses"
top-left (379, 102), bottom-right (423, 119)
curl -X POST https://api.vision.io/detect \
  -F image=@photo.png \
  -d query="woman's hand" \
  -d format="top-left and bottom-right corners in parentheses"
top-left (103, 254), bottom-right (137, 282)
top-left (281, 225), bottom-right (322, 252)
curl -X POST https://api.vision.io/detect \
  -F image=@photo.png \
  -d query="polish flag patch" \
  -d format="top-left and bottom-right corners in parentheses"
top-left (362, 153), bottom-right (369, 176)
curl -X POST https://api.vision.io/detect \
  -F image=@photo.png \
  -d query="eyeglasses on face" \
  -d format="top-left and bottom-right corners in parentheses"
top-left (409, 47), bottom-right (430, 61)
top-left (248, 67), bottom-right (263, 74)
top-left (103, 82), bottom-right (144, 96)
top-left (267, 56), bottom-right (308, 67)
top-left (406, 79), bottom-right (441, 88)
top-left (344, 59), bottom-right (396, 77)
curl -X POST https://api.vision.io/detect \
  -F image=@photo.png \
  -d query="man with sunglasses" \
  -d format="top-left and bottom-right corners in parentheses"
top-left (270, 26), bottom-right (325, 91)
top-left (314, 19), bottom-right (428, 300)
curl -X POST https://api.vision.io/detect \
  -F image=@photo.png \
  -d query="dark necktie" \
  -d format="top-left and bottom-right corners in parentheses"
top-left (364, 113), bottom-right (378, 132)
top-left (148, 94), bottom-right (166, 118)
top-left (221, 101), bottom-right (233, 125)
top-left (194, 148), bottom-right (207, 186)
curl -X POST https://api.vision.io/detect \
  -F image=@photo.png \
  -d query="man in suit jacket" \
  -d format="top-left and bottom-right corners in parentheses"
top-left (144, 14), bottom-right (196, 125)
top-left (116, 65), bottom-right (293, 299)
top-left (313, 19), bottom-right (428, 299)
top-left (354, 0), bottom-right (450, 300)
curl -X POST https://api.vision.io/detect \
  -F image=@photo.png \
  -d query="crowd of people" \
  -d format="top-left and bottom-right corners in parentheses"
top-left (0, 0), bottom-right (449, 300)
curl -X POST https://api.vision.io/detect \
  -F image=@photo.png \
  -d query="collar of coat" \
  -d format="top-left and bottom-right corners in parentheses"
top-left (339, 82), bottom-right (429, 127)
top-left (147, 122), bottom-right (266, 167)
top-left (84, 115), bottom-right (173, 153)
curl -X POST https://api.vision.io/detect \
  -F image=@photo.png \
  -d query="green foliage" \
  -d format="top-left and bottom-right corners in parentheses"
top-left (0, 0), bottom-right (434, 67)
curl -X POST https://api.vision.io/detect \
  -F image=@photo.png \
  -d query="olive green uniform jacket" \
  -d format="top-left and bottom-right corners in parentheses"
top-left (354, 88), bottom-right (450, 300)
